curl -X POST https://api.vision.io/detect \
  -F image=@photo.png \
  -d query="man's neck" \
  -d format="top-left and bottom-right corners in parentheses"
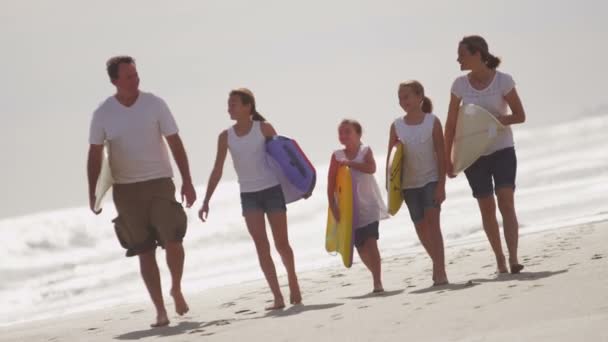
top-left (115, 90), bottom-right (139, 107)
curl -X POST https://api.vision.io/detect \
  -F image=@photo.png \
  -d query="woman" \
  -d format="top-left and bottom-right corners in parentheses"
top-left (444, 36), bottom-right (526, 274)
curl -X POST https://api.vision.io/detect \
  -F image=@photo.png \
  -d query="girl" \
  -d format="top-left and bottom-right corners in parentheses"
top-left (328, 119), bottom-right (388, 293)
top-left (444, 35), bottom-right (526, 274)
top-left (387, 81), bottom-right (448, 285)
top-left (199, 88), bottom-right (301, 310)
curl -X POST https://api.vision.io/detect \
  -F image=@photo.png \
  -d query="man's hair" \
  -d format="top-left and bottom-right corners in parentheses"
top-left (106, 56), bottom-right (135, 80)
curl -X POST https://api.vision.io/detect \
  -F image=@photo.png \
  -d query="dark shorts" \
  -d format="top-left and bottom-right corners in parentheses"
top-left (240, 185), bottom-right (287, 215)
top-left (402, 182), bottom-right (440, 224)
top-left (464, 147), bottom-right (517, 198)
top-left (112, 178), bottom-right (187, 257)
top-left (354, 221), bottom-right (379, 248)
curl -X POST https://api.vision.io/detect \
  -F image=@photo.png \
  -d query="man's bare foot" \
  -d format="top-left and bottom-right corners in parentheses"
top-left (372, 287), bottom-right (385, 294)
top-left (170, 288), bottom-right (189, 316)
top-left (150, 313), bottom-right (170, 328)
top-left (265, 298), bottom-right (285, 311)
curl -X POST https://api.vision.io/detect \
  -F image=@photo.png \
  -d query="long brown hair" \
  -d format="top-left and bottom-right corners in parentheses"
top-left (399, 80), bottom-right (433, 113)
top-left (229, 88), bottom-right (266, 121)
top-left (460, 35), bottom-right (501, 69)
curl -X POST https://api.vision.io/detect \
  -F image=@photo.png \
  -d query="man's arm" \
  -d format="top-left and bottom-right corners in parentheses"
top-left (87, 144), bottom-right (104, 214)
top-left (165, 133), bottom-right (197, 207)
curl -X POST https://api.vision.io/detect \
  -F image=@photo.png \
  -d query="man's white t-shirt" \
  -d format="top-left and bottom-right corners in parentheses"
top-left (89, 92), bottom-right (178, 184)
top-left (451, 71), bottom-right (516, 155)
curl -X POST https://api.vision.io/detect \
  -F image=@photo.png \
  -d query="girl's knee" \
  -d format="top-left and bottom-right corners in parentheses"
top-left (274, 242), bottom-right (292, 256)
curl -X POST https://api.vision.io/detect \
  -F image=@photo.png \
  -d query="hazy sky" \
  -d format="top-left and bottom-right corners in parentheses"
top-left (0, 0), bottom-right (606, 219)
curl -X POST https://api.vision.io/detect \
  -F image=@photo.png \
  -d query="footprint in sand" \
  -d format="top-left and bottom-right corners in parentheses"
top-left (201, 332), bottom-right (215, 337)
top-left (130, 309), bottom-right (144, 314)
top-left (341, 283), bottom-right (352, 287)
top-left (568, 263), bottom-right (579, 267)
top-left (331, 314), bottom-right (343, 321)
top-left (86, 328), bottom-right (99, 331)
top-left (591, 254), bottom-right (604, 260)
top-left (402, 302), bottom-right (410, 306)
top-left (214, 320), bottom-right (232, 326)
top-left (331, 273), bottom-right (346, 278)
top-left (358, 305), bottom-right (369, 309)
top-left (244, 311), bottom-right (257, 316)
top-left (482, 264), bottom-right (493, 269)
top-left (474, 305), bottom-right (482, 309)
top-left (220, 302), bottom-right (236, 308)
top-left (188, 329), bottom-right (206, 335)
top-left (508, 284), bottom-right (518, 288)
top-left (235, 309), bottom-right (251, 314)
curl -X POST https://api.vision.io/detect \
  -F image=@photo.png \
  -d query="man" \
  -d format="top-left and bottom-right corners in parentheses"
top-left (87, 56), bottom-right (196, 327)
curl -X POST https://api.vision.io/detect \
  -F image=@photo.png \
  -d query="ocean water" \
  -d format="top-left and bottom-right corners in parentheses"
top-left (1, 112), bottom-right (607, 326)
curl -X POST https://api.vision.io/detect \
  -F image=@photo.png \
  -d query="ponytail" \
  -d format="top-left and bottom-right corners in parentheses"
top-left (251, 111), bottom-right (266, 122)
top-left (485, 53), bottom-right (501, 69)
top-left (421, 96), bottom-right (433, 113)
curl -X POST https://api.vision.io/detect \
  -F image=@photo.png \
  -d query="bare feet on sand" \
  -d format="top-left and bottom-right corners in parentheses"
top-left (170, 288), bottom-right (190, 316)
top-left (150, 312), bottom-right (170, 328)
top-left (510, 263), bottom-right (525, 274)
top-left (290, 290), bottom-right (302, 305)
top-left (265, 298), bottom-right (286, 311)
top-left (497, 256), bottom-right (509, 274)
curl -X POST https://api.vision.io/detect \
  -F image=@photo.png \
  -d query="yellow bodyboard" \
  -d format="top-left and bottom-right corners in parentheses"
top-left (386, 143), bottom-right (403, 216)
top-left (325, 166), bottom-right (354, 268)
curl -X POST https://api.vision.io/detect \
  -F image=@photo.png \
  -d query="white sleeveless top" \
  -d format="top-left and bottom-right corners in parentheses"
top-left (227, 121), bottom-right (279, 193)
top-left (394, 113), bottom-right (439, 189)
top-left (451, 71), bottom-right (516, 155)
top-left (334, 145), bottom-right (389, 229)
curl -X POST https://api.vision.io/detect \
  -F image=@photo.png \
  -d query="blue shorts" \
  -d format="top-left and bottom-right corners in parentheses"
top-left (464, 147), bottom-right (517, 198)
top-left (240, 185), bottom-right (287, 215)
top-left (402, 182), bottom-right (440, 224)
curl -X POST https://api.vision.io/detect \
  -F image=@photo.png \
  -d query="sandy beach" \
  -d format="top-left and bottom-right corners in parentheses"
top-left (3, 219), bottom-right (607, 342)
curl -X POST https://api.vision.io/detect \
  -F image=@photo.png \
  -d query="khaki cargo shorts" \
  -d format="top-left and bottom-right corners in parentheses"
top-left (112, 178), bottom-right (187, 257)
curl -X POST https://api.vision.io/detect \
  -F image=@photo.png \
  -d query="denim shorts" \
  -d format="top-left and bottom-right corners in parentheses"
top-left (354, 221), bottom-right (379, 248)
top-left (402, 182), bottom-right (440, 224)
top-left (240, 185), bottom-right (287, 215)
top-left (464, 147), bottom-right (517, 198)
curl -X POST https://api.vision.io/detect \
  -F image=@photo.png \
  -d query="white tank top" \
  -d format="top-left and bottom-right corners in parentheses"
top-left (227, 121), bottom-right (279, 193)
top-left (334, 145), bottom-right (389, 229)
top-left (394, 113), bottom-right (439, 189)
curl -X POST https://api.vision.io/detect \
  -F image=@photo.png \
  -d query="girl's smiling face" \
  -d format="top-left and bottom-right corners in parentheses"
top-left (338, 122), bottom-right (361, 148)
top-left (398, 85), bottom-right (422, 113)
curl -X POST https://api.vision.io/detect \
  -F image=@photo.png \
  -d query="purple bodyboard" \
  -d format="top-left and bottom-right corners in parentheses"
top-left (266, 136), bottom-right (316, 204)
